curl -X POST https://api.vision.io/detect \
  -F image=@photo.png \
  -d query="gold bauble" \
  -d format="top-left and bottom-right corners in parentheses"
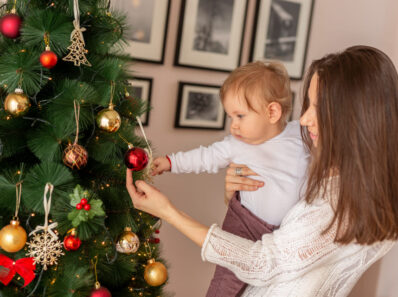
top-left (4, 89), bottom-right (31, 116)
top-left (144, 258), bottom-right (167, 286)
top-left (0, 219), bottom-right (27, 253)
top-left (116, 227), bottom-right (140, 254)
top-left (96, 104), bottom-right (121, 133)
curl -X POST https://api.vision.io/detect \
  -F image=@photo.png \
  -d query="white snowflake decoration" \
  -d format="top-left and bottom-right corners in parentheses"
top-left (26, 231), bottom-right (64, 270)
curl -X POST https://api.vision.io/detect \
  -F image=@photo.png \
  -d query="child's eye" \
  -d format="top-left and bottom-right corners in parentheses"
top-left (237, 114), bottom-right (245, 119)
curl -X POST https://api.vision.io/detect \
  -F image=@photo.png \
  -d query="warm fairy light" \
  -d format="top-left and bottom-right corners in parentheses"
top-left (76, 274), bottom-right (80, 278)
top-left (101, 241), bottom-right (106, 245)
top-left (31, 213), bottom-right (35, 217)
top-left (131, 276), bottom-right (135, 280)
top-left (139, 292), bottom-right (143, 296)
top-left (48, 77), bottom-right (53, 80)
top-left (4, 84), bottom-right (7, 87)
top-left (20, 49), bottom-right (26, 53)
top-left (106, 184), bottom-right (110, 187)
top-left (50, 278), bottom-right (56, 285)
top-left (50, 2), bottom-right (55, 6)
top-left (6, 115), bottom-right (11, 120)
top-left (128, 287), bottom-right (133, 292)
top-left (17, 170), bottom-right (21, 174)
top-left (81, 99), bottom-right (85, 103)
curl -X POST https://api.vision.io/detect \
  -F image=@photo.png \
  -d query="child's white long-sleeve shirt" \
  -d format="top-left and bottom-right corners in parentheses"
top-left (168, 121), bottom-right (309, 226)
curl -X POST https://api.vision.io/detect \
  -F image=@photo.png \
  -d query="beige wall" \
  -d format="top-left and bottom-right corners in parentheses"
top-left (131, 0), bottom-right (398, 296)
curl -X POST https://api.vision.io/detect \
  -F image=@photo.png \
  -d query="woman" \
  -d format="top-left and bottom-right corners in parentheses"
top-left (126, 46), bottom-right (398, 296)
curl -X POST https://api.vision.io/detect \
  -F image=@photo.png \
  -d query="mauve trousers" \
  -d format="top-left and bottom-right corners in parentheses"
top-left (205, 192), bottom-right (278, 297)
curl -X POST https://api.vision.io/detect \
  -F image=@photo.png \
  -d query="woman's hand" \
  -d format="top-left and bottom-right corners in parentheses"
top-left (126, 169), bottom-right (209, 247)
top-left (126, 169), bottom-right (173, 220)
top-left (224, 163), bottom-right (264, 204)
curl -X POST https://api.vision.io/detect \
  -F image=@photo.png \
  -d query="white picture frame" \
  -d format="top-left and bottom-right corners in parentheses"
top-left (175, 0), bottom-right (248, 72)
top-left (250, 0), bottom-right (314, 79)
top-left (114, 0), bottom-right (170, 64)
top-left (175, 82), bottom-right (226, 130)
top-left (129, 77), bottom-right (152, 126)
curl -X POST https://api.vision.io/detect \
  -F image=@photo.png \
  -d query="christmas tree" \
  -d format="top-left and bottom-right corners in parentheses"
top-left (0, 0), bottom-right (168, 296)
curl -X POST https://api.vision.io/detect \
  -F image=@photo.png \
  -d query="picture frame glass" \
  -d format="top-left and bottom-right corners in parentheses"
top-left (176, 0), bottom-right (248, 71)
top-left (113, 0), bottom-right (169, 63)
top-left (176, 83), bottom-right (225, 130)
top-left (251, 0), bottom-right (313, 79)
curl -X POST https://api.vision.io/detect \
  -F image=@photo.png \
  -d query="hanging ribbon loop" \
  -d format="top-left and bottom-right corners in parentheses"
top-left (29, 183), bottom-right (58, 240)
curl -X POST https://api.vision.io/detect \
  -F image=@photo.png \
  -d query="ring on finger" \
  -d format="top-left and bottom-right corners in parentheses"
top-left (235, 167), bottom-right (243, 176)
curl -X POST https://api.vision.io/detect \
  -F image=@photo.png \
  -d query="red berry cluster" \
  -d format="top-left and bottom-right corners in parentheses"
top-left (76, 198), bottom-right (91, 211)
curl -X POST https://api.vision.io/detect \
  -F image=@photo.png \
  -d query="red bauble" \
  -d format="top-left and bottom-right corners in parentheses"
top-left (90, 286), bottom-right (112, 297)
top-left (0, 14), bottom-right (22, 38)
top-left (80, 198), bottom-right (88, 205)
top-left (40, 50), bottom-right (58, 69)
top-left (124, 147), bottom-right (148, 171)
top-left (84, 204), bottom-right (91, 211)
top-left (63, 234), bottom-right (81, 251)
top-left (76, 203), bottom-right (83, 210)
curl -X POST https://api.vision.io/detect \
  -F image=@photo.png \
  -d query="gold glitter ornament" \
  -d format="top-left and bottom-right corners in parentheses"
top-left (144, 259), bottom-right (167, 286)
top-left (96, 104), bottom-right (121, 133)
top-left (26, 183), bottom-right (64, 270)
top-left (63, 143), bottom-right (88, 170)
top-left (4, 88), bottom-right (31, 116)
top-left (116, 227), bottom-right (140, 254)
top-left (26, 231), bottom-right (64, 270)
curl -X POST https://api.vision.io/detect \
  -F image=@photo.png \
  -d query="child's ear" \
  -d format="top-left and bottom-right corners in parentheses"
top-left (266, 102), bottom-right (282, 124)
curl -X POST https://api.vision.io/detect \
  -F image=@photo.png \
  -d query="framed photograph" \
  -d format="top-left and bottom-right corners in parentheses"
top-left (250, 0), bottom-right (314, 80)
top-left (175, 0), bottom-right (248, 72)
top-left (175, 82), bottom-right (226, 130)
top-left (113, 0), bottom-right (170, 64)
top-left (129, 77), bottom-right (153, 126)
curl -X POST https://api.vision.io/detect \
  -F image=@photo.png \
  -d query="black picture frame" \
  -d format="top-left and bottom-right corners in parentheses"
top-left (114, 0), bottom-right (170, 64)
top-left (174, 0), bottom-right (248, 72)
top-left (129, 77), bottom-right (153, 126)
top-left (289, 91), bottom-right (296, 121)
top-left (175, 82), bottom-right (226, 130)
top-left (250, 0), bottom-right (314, 80)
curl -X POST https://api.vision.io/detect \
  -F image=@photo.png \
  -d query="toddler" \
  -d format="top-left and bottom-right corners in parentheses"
top-left (152, 61), bottom-right (309, 297)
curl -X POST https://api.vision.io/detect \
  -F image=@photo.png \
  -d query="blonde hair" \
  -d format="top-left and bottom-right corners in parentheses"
top-left (220, 61), bottom-right (292, 122)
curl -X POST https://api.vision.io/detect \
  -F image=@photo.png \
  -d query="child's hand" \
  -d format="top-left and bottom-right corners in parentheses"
top-left (151, 156), bottom-right (171, 176)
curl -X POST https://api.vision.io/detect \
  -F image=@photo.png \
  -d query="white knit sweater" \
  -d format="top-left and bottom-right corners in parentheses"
top-left (201, 180), bottom-right (396, 296)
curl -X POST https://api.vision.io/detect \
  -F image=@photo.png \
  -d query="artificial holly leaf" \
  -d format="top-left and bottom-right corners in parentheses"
top-left (68, 209), bottom-right (89, 227)
top-left (69, 185), bottom-right (90, 207)
top-left (88, 199), bottom-right (105, 219)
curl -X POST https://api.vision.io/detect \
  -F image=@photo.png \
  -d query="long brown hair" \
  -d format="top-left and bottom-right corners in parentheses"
top-left (301, 46), bottom-right (398, 244)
